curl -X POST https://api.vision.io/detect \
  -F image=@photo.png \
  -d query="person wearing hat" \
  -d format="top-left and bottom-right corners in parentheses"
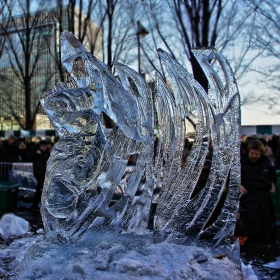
top-left (238, 139), bottom-right (276, 243)
top-left (26, 140), bottom-right (49, 210)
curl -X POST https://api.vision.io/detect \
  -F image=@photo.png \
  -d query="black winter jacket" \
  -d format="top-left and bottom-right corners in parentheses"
top-left (241, 153), bottom-right (276, 192)
top-left (0, 140), bottom-right (20, 162)
top-left (25, 148), bottom-right (49, 178)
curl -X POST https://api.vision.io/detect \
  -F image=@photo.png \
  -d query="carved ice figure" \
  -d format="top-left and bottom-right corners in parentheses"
top-left (40, 32), bottom-right (240, 248)
top-left (41, 33), bottom-right (154, 239)
top-left (153, 49), bottom-right (241, 247)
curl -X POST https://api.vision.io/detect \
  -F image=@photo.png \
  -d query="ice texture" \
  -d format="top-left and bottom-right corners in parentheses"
top-left (153, 49), bottom-right (241, 247)
top-left (241, 261), bottom-right (258, 280)
top-left (40, 33), bottom-right (240, 249)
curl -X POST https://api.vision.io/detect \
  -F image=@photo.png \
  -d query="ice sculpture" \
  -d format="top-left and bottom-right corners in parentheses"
top-left (40, 32), bottom-right (240, 249)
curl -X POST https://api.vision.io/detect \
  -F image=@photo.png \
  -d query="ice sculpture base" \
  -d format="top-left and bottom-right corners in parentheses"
top-left (1, 235), bottom-right (243, 280)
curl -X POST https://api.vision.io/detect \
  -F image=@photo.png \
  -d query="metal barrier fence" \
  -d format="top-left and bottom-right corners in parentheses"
top-left (0, 162), bottom-right (37, 189)
top-left (0, 162), bottom-right (12, 182)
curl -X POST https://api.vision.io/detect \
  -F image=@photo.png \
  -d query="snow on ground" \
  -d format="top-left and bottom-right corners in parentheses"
top-left (0, 234), bottom-right (40, 279)
top-left (0, 233), bottom-right (242, 280)
top-left (0, 214), bottom-right (29, 240)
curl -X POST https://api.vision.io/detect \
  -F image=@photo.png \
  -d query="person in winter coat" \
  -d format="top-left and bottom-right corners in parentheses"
top-left (0, 135), bottom-right (21, 162)
top-left (239, 139), bottom-right (276, 243)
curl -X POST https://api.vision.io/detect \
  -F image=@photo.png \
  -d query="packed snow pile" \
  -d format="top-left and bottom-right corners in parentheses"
top-left (0, 214), bottom-right (29, 240)
top-left (1, 236), bottom-right (242, 280)
top-left (0, 235), bottom-right (40, 278)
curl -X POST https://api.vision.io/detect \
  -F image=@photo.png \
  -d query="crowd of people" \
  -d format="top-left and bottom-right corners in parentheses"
top-left (0, 135), bottom-right (55, 163)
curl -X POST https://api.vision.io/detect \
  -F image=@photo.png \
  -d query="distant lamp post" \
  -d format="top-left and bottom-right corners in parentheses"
top-left (19, 115), bottom-right (23, 128)
top-left (0, 117), bottom-right (3, 131)
top-left (137, 21), bottom-right (149, 74)
top-left (11, 117), bottom-right (14, 131)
